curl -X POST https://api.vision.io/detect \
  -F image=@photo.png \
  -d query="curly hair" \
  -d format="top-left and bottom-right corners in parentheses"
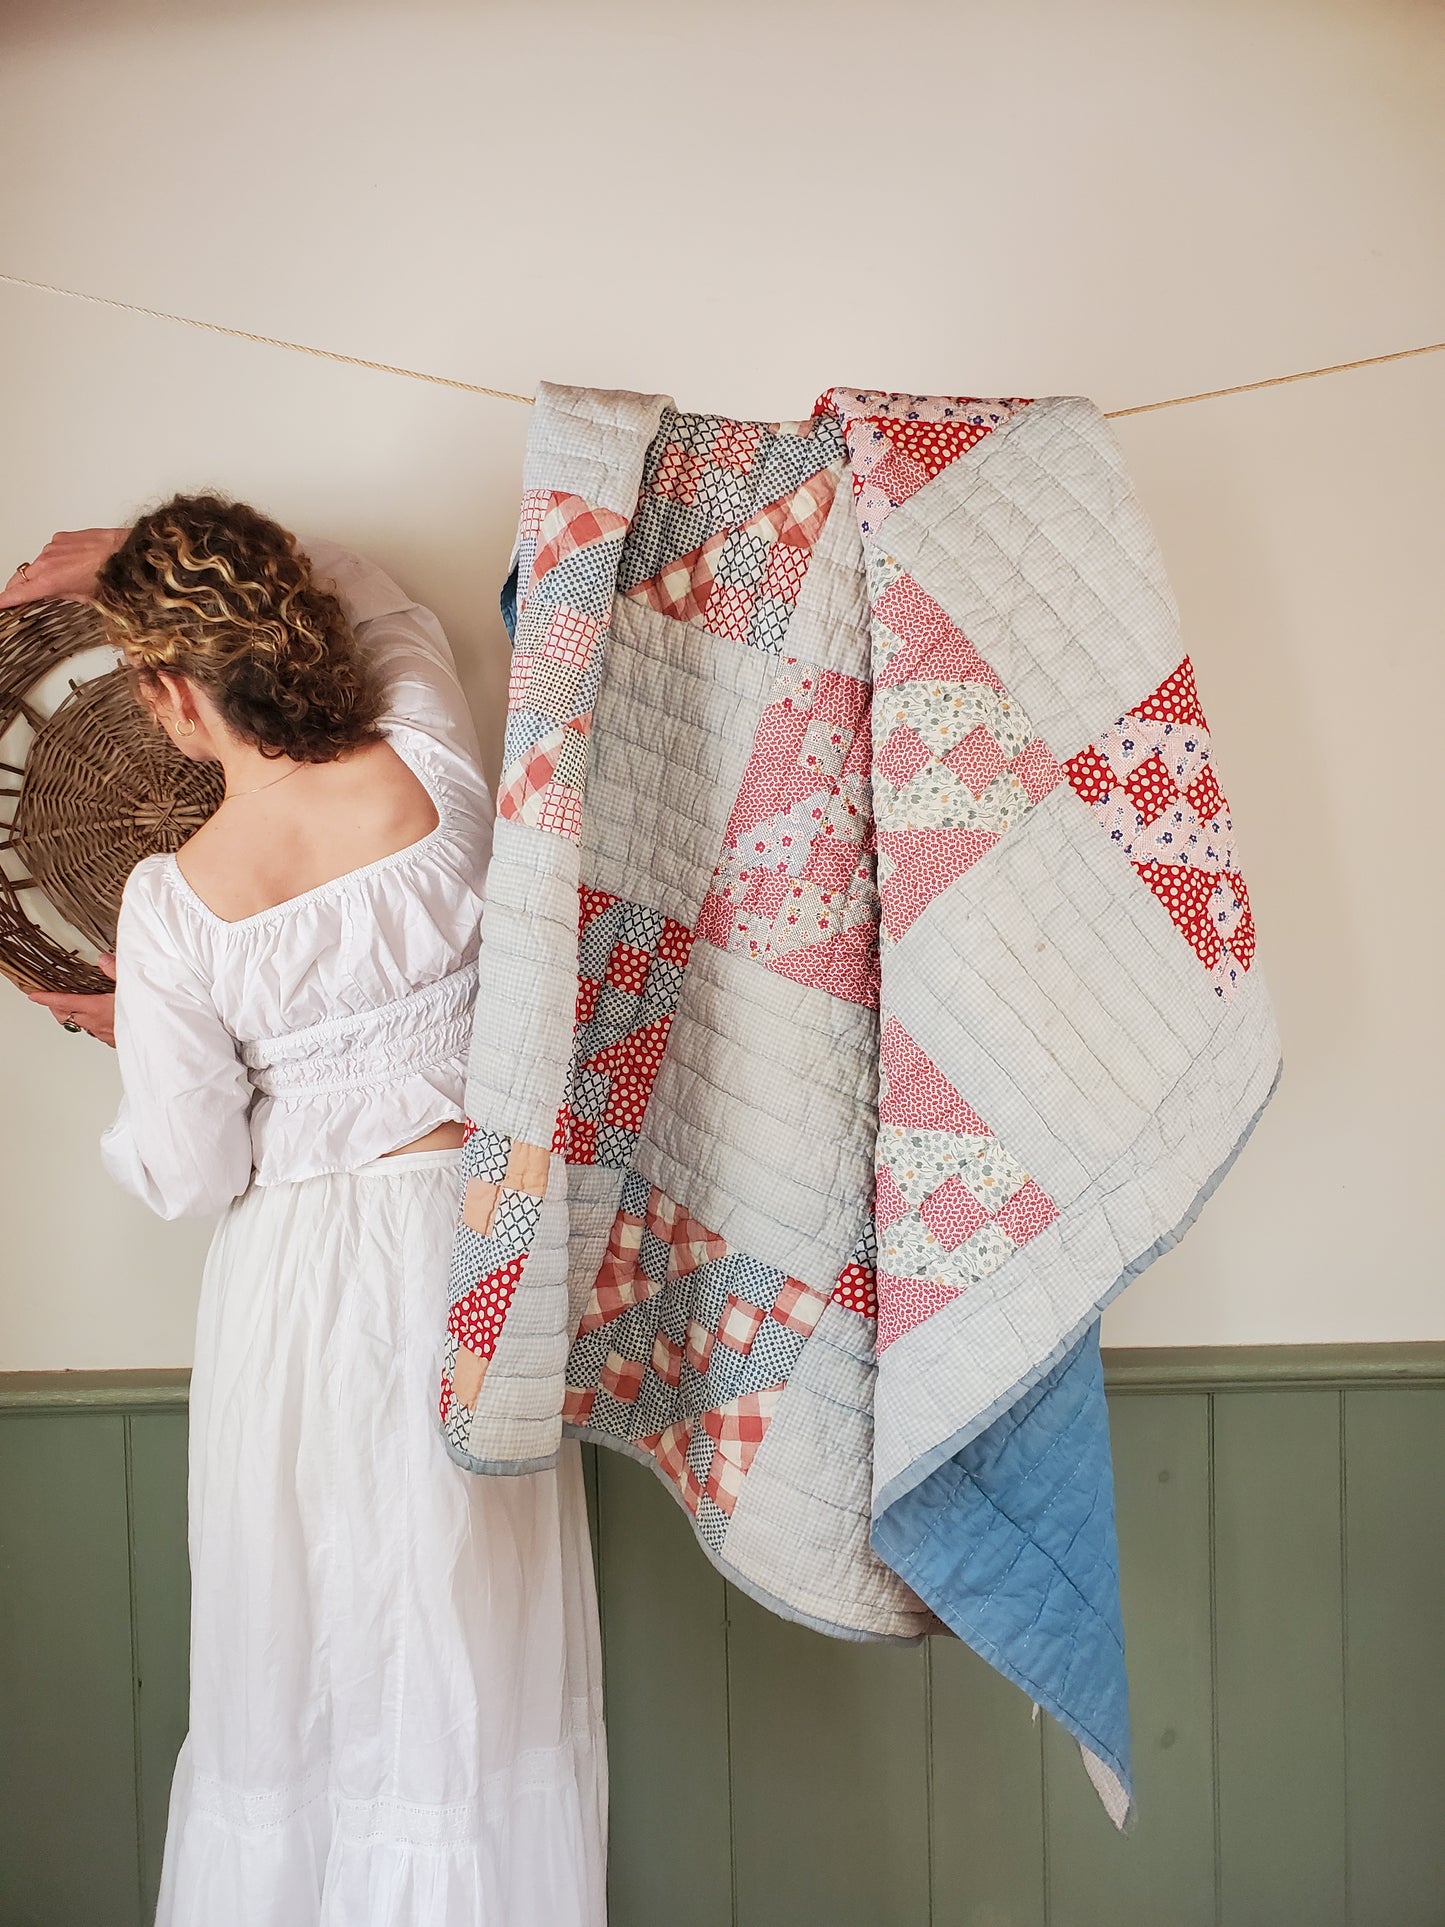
top-left (94, 494), bottom-right (385, 763)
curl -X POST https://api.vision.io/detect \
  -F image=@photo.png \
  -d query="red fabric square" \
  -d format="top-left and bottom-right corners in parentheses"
top-left (944, 725), bottom-right (1008, 796)
top-left (606, 943), bottom-right (651, 994)
top-left (760, 537), bottom-right (811, 603)
top-left (1010, 736), bottom-right (1063, 805)
top-left (561, 1114), bottom-right (597, 1166)
top-left (770, 1277), bottom-right (828, 1337)
top-left (716, 1294), bottom-right (766, 1355)
top-left (1186, 763), bottom-right (1227, 824)
top-left (879, 1018), bottom-right (991, 1137)
top-left (993, 1179), bottom-right (1059, 1247)
top-left (446, 1256), bottom-right (525, 1361)
top-left (875, 726), bottom-right (933, 787)
top-left (920, 1175), bottom-right (990, 1249)
top-left (652, 444), bottom-right (704, 505)
top-left (656, 918), bottom-right (695, 966)
top-left (542, 605), bottom-right (601, 669)
top-left (601, 1353), bottom-right (645, 1403)
top-left (1122, 752), bottom-right (1178, 827)
top-left (651, 1332), bottom-right (683, 1387)
top-left (580, 886), bottom-right (616, 930)
top-left (1065, 743), bottom-right (1114, 808)
top-left (709, 420), bottom-right (762, 472)
top-left (1133, 657), bottom-right (1207, 728)
top-left (831, 1261), bottom-right (878, 1318)
top-left (705, 581), bottom-right (757, 642)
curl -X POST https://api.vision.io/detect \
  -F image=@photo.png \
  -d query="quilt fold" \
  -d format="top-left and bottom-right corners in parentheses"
top-left (439, 381), bottom-right (1281, 1823)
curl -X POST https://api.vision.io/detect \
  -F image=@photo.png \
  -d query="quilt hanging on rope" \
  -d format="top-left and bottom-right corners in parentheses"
top-left (439, 380), bottom-right (1281, 1825)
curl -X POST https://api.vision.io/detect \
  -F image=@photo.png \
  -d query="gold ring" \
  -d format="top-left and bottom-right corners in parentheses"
top-left (62, 1017), bottom-right (83, 1033)
top-left (15, 562), bottom-right (30, 579)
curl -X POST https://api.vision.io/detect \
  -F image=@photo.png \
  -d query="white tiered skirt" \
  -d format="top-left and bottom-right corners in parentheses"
top-left (155, 1150), bottom-right (607, 1927)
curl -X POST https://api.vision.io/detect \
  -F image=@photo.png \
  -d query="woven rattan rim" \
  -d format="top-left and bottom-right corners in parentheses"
top-left (0, 598), bottom-right (223, 993)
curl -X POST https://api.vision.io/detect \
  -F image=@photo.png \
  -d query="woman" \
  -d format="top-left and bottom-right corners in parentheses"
top-left (2, 504), bottom-right (606, 1926)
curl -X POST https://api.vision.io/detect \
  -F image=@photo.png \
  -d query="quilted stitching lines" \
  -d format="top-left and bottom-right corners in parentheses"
top-left (555, 888), bottom-right (696, 1168)
top-left (874, 1020), bottom-right (1059, 1354)
top-left (1064, 658), bottom-right (1257, 999)
top-left (696, 657), bottom-right (881, 1006)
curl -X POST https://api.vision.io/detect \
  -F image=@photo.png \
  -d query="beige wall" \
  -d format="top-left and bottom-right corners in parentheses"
top-left (1, 0), bottom-right (1441, 1367)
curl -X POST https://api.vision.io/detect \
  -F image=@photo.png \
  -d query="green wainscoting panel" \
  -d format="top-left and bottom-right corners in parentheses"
top-left (1213, 1390), bottom-right (1347, 1926)
top-left (126, 1412), bottom-right (190, 1923)
top-left (1343, 1388), bottom-right (1445, 1927)
top-left (3, 1352), bottom-right (1445, 1927)
top-left (594, 1449), bottom-right (733, 1927)
top-left (0, 1412), bottom-right (142, 1927)
top-left (930, 1639), bottom-right (1047, 1927)
top-left (727, 1589), bottom-right (931, 1927)
top-left (1043, 1393), bottom-right (1217, 1927)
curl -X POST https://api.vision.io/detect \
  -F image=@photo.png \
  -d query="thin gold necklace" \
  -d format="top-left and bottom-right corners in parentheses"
top-left (223, 761), bottom-right (305, 803)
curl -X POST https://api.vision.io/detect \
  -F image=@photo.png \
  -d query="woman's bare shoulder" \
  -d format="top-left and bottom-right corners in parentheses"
top-left (174, 739), bottom-right (440, 922)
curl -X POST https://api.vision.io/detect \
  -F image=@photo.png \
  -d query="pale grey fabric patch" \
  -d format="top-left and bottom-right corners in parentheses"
top-left (783, 471), bottom-right (872, 677)
top-left (889, 781), bottom-right (1222, 1206)
top-left (638, 938), bottom-right (878, 1291)
top-left (462, 815), bottom-right (581, 1150)
top-left (524, 382), bottom-right (672, 516)
top-left (582, 596), bottom-right (776, 930)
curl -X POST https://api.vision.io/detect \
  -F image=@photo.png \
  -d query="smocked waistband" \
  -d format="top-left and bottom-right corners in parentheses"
top-left (243, 962), bottom-right (478, 1100)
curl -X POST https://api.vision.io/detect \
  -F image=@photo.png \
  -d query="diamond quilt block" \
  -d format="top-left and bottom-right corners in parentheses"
top-left (867, 574), bottom-right (1062, 941)
top-left (1064, 657), bottom-right (1257, 999)
top-left (619, 408), bottom-right (847, 656)
top-left (696, 658), bottom-right (880, 1006)
top-left (874, 1019), bottom-right (1059, 1354)
top-left (563, 1177), bottom-right (830, 1538)
top-left (556, 888), bottom-right (696, 1168)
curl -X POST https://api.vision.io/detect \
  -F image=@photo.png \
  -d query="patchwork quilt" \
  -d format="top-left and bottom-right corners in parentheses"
top-left (439, 382), bottom-right (1281, 1823)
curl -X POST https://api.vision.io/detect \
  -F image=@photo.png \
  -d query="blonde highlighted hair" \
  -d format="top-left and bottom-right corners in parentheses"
top-left (95, 494), bottom-right (385, 762)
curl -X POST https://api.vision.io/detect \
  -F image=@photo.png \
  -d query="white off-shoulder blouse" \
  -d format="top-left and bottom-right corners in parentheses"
top-left (100, 540), bottom-right (494, 1219)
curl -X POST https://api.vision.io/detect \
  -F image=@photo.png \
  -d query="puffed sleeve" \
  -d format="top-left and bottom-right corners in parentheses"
top-left (99, 862), bottom-right (255, 1220)
top-left (302, 538), bottom-right (484, 770)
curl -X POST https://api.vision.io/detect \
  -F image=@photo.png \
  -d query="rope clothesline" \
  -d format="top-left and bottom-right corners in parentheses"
top-left (2, 267), bottom-right (1442, 422)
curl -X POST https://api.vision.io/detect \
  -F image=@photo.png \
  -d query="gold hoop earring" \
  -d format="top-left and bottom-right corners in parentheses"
top-left (178, 718), bottom-right (196, 737)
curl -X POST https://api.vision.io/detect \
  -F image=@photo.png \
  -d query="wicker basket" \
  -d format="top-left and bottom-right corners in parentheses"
top-left (0, 598), bottom-right (224, 993)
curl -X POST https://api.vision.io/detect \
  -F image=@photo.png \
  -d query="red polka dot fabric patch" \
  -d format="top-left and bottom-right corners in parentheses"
top-left (447, 1257), bottom-right (526, 1362)
top-left (1065, 658), bottom-right (1258, 999)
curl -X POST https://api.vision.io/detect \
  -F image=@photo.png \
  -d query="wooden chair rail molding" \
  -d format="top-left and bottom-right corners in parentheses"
top-left (4, 1341), bottom-right (1445, 1409)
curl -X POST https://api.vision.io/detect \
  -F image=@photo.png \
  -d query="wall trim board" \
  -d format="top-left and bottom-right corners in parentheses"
top-left (1101, 1342), bottom-right (1445, 1391)
top-left (0, 1369), bottom-right (192, 1412)
top-left (4, 1344), bottom-right (1444, 1413)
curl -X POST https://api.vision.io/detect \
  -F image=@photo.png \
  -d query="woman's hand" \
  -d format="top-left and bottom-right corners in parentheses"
top-left (28, 953), bottom-right (118, 1047)
top-left (0, 527), bottom-right (129, 609)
